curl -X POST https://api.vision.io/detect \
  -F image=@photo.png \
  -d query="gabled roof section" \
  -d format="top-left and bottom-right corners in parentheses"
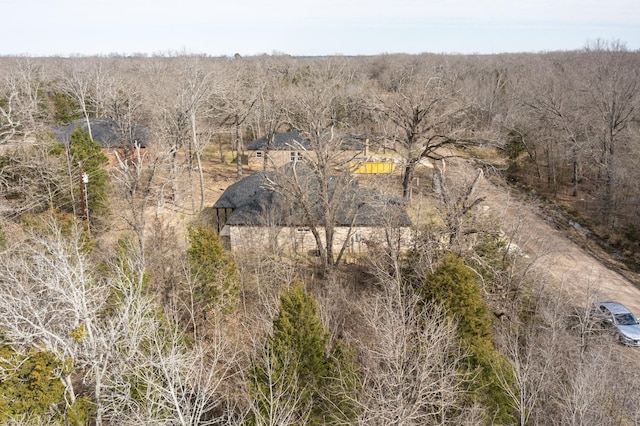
top-left (213, 171), bottom-right (274, 210)
top-left (50, 118), bottom-right (149, 149)
top-left (246, 130), bottom-right (311, 151)
top-left (247, 130), bottom-right (367, 152)
top-left (340, 135), bottom-right (367, 151)
top-left (213, 165), bottom-right (411, 228)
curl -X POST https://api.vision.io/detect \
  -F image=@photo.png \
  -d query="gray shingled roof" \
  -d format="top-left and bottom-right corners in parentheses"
top-left (50, 118), bottom-right (149, 149)
top-left (214, 165), bottom-right (411, 227)
top-left (339, 136), bottom-right (366, 151)
top-left (247, 130), bottom-right (366, 152)
top-left (213, 171), bottom-right (274, 210)
top-left (246, 130), bottom-right (310, 151)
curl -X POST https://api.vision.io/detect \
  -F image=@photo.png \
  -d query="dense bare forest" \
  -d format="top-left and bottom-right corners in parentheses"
top-left (1, 41), bottom-right (640, 425)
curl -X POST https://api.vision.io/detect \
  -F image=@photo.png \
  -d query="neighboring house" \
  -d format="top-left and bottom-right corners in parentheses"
top-left (212, 165), bottom-right (412, 254)
top-left (246, 130), bottom-right (369, 169)
top-left (50, 117), bottom-right (149, 163)
top-left (246, 130), bottom-right (310, 168)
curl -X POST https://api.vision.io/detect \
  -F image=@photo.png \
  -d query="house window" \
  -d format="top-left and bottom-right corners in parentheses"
top-left (256, 151), bottom-right (262, 158)
top-left (297, 152), bottom-right (303, 161)
top-left (291, 152), bottom-right (303, 162)
top-left (290, 151), bottom-right (296, 162)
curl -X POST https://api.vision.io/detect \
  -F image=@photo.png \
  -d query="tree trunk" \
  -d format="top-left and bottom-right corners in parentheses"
top-left (402, 160), bottom-right (418, 199)
top-left (235, 119), bottom-right (243, 180)
top-left (191, 112), bottom-right (205, 212)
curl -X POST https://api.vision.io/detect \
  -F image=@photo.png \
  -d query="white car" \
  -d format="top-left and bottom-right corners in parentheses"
top-left (594, 301), bottom-right (640, 347)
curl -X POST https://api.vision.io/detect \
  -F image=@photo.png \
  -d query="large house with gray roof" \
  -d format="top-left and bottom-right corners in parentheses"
top-left (50, 117), bottom-right (149, 163)
top-left (212, 165), bottom-right (412, 254)
top-left (51, 118), bottom-right (149, 149)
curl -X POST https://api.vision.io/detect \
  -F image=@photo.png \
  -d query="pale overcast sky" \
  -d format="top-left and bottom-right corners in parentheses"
top-left (4, 0), bottom-right (640, 56)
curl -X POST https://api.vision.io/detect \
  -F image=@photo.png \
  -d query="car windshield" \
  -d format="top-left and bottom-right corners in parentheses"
top-left (614, 313), bottom-right (638, 326)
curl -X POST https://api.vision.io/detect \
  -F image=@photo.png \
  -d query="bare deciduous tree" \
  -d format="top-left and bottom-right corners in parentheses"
top-left (0, 217), bottom-right (236, 425)
top-left (0, 59), bottom-right (45, 143)
top-left (582, 40), bottom-right (638, 220)
top-left (355, 278), bottom-right (470, 425)
top-left (57, 59), bottom-right (96, 138)
top-left (434, 162), bottom-right (486, 249)
top-left (111, 143), bottom-right (163, 259)
top-left (494, 282), bottom-right (555, 426)
top-left (0, 218), bottom-right (110, 423)
top-left (260, 59), bottom-right (373, 272)
top-left (217, 60), bottom-right (260, 180)
top-left (0, 139), bottom-right (73, 219)
top-left (520, 56), bottom-right (572, 194)
top-left (374, 61), bottom-right (468, 199)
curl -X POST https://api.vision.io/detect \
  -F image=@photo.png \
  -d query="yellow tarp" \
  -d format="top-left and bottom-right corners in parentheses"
top-left (351, 161), bottom-right (396, 174)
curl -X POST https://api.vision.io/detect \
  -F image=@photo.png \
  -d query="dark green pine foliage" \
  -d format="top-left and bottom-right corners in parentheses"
top-left (0, 346), bottom-right (65, 420)
top-left (271, 282), bottom-right (329, 424)
top-left (419, 253), bottom-right (514, 425)
top-left (51, 91), bottom-right (82, 125)
top-left (250, 282), bottom-right (358, 425)
top-left (0, 345), bottom-right (90, 424)
top-left (421, 254), bottom-right (493, 341)
top-left (187, 225), bottom-right (239, 313)
top-left (67, 126), bottom-right (110, 221)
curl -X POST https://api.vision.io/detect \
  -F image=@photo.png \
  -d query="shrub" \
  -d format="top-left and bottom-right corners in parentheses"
top-left (0, 346), bottom-right (90, 424)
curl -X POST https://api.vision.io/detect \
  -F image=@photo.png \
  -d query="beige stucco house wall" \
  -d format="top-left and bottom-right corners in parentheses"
top-left (213, 163), bottom-right (412, 256)
top-left (221, 224), bottom-right (412, 255)
top-left (246, 130), bottom-right (366, 170)
top-left (247, 149), bottom-right (306, 168)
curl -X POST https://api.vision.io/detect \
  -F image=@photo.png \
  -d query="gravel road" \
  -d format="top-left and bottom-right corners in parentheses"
top-left (451, 156), bottom-right (640, 315)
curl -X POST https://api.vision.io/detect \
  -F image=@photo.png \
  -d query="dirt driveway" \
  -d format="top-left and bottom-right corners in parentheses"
top-left (448, 156), bottom-right (640, 315)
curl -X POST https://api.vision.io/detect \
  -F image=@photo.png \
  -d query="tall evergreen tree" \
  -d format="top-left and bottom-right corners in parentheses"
top-left (420, 254), bottom-right (492, 341)
top-left (0, 346), bottom-right (65, 421)
top-left (51, 91), bottom-right (82, 125)
top-left (249, 282), bottom-right (358, 425)
top-left (419, 253), bottom-right (514, 424)
top-left (67, 126), bottom-right (110, 223)
top-left (187, 225), bottom-right (239, 315)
